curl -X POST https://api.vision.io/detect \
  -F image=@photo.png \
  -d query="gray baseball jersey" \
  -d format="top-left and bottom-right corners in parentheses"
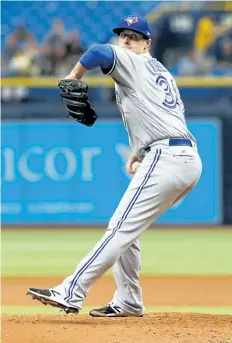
top-left (107, 44), bottom-right (196, 158)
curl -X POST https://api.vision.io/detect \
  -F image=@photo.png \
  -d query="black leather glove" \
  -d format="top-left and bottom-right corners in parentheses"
top-left (58, 79), bottom-right (97, 127)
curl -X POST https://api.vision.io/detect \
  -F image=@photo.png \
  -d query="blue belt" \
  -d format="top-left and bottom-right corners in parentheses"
top-left (145, 138), bottom-right (192, 152)
top-left (169, 138), bottom-right (192, 147)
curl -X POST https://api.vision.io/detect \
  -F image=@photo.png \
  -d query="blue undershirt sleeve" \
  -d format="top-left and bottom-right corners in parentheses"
top-left (79, 44), bottom-right (115, 73)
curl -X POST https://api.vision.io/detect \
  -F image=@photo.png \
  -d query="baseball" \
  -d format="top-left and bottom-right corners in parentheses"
top-left (132, 161), bottom-right (141, 172)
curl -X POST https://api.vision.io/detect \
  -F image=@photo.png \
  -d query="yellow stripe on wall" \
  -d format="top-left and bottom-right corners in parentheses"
top-left (1, 76), bottom-right (232, 88)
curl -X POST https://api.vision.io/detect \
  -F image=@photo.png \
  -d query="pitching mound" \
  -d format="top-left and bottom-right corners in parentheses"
top-left (2, 313), bottom-right (232, 343)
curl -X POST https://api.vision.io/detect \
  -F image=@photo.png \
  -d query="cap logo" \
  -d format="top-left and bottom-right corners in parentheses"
top-left (124, 17), bottom-right (138, 26)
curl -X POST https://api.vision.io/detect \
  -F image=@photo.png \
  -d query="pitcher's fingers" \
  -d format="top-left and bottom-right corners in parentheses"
top-left (126, 163), bottom-right (135, 174)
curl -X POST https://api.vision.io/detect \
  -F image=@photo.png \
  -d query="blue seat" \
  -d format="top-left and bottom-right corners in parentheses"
top-left (2, 1), bottom-right (160, 49)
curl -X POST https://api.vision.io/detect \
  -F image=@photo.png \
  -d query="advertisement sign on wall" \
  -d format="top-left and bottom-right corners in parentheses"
top-left (1, 120), bottom-right (221, 224)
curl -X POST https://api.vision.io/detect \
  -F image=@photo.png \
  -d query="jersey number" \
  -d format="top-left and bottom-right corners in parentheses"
top-left (156, 75), bottom-right (179, 109)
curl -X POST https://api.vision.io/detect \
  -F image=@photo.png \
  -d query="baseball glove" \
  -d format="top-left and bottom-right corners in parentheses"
top-left (58, 79), bottom-right (97, 127)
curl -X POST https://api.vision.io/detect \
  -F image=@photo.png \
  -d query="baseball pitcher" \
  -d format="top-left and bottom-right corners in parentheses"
top-left (28, 15), bottom-right (202, 317)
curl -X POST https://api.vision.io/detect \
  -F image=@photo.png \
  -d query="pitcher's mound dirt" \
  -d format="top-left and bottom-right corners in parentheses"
top-left (2, 313), bottom-right (232, 343)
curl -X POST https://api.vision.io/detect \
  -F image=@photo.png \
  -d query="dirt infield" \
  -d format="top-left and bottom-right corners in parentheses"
top-left (2, 313), bottom-right (232, 343)
top-left (2, 276), bottom-right (232, 343)
top-left (2, 275), bottom-right (232, 306)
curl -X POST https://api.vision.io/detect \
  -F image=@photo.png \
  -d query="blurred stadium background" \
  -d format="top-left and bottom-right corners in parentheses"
top-left (1, 0), bottom-right (232, 318)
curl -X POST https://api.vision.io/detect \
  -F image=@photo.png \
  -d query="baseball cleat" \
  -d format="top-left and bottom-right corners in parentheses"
top-left (89, 302), bottom-right (143, 317)
top-left (27, 288), bottom-right (79, 314)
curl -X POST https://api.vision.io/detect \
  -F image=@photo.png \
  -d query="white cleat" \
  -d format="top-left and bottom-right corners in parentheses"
top-left (27, 288), bottom-right (79, 314)
top-left (89, 302), bottom-right (143, 317)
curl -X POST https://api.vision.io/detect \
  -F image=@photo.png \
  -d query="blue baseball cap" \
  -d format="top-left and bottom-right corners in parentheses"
top-left (113, 15), bottom-right (151, 39)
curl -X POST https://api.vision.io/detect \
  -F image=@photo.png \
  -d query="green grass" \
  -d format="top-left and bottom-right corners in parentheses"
top-left (2, 306), bottom-right (232, 315)
top-left (2, 229), bottom-right (232, 276)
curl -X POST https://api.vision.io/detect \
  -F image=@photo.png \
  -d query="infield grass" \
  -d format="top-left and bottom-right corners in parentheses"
top-left (2, 228), bottom-right (232, 276)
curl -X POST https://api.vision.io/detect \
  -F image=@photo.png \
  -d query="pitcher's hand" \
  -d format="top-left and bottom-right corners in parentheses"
top-left (126, 153), bottom-right (141, 175)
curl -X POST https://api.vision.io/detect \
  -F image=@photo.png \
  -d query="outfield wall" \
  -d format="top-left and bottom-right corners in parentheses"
top-left (1, 119), bottom-right (222, 225)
